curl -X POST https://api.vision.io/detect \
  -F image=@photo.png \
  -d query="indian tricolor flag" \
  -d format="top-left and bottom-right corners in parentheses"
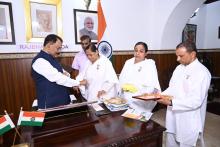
top-left (17, 111), bottom-right (45, 126)
top-left (0, 115), bottom-right (15, 135)
top-left (97, 0), bottom-right (107, 42)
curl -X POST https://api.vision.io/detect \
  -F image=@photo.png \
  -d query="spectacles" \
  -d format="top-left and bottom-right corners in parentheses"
top-left (81, 43), bottom-right (89, 45)
top-left (86, 22), bottom-right (94, 25)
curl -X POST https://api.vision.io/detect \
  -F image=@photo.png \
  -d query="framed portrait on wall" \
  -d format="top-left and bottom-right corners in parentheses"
top-left (30, 2), bottom-right (57, 38)
top-left (0, 2), bottom-right (15, 44)
top-left (24, 0), bottom-right (62, 42)
top-left (74, 9), bottom-right (97, 44)
top-left (182, 24), bottom-right (197, 44)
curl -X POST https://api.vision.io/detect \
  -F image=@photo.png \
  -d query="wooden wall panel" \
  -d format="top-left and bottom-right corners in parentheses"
top-left (0, 59), bottom-right (34, 117)
top-left (205, 52), bottom-right (220, 75)
top-left (112, 54), bottom-right (133, 74)
top-left (0, 51), bottom-right (220, 118)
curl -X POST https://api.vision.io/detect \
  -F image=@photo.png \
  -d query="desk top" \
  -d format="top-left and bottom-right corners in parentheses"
top-left (21, 107), bottom-right (165, 147)
top-left (212, 76), bottom-right (220, 80)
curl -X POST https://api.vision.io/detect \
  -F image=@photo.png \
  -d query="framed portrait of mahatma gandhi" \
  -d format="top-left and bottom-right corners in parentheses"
top-left (0, 2), bottom-right (15, 44)
top-left (74, 9), bottom-right (97, 44)
top-left (24, 0), bottom-right (62, 42)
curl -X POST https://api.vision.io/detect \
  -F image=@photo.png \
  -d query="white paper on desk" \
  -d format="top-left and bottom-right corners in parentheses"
top-left (134, 106), bottom-right (153, 120)
top-left (70, 94), bottom-right (77, 101)
top-left (136, 106), bottom-right (153, 121)
top-left (32, 99), bottom-right (38, 107)
top-left (143, 111), bottom-right (153, 120)
top-left (122, 108), bottom-right (153, 122)
top-left (91, 103), bottom-right (104, 111)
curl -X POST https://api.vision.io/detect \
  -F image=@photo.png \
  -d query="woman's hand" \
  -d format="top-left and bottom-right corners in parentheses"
top-left (97, 90), bottom-right (106, 98)
top-left (80, 79), bottom-right (87, 86)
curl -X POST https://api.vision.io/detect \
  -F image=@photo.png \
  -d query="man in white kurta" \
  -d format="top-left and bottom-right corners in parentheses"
top-left (119, 57), bottom-right (161, 112)
top-left (158, 42), bottom-right (211, 147)
top-left (79, 55), bottom-right (118, 102)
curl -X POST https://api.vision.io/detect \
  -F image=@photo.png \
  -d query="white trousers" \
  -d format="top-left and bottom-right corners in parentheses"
top-left (166, 133), bottom-right (205, 147)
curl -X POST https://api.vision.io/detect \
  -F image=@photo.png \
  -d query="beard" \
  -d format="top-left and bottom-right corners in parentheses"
top-left (86, 26), bottom-right (93, 32)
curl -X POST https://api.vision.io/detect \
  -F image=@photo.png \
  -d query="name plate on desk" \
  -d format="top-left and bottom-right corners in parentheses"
top-left (25, 104), bottom-right (99, 139)
top-left (37, 101), bottom-right (97, 119)
top-left (38, 101), bottom-right (97, 113)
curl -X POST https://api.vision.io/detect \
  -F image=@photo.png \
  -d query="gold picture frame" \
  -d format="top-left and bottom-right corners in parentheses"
top-left (24, 0), bottom-right (62, 42)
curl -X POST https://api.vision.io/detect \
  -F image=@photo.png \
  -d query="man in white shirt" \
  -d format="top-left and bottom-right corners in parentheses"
top-left (32, 34), bottom-right (86, 109)
top-left (157, 42), bottom-right (211, 147)
top-left (72, 35), bottom-right (91, 78)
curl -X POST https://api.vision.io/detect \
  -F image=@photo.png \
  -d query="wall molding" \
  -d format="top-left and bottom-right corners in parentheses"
top-left (0, 49), bottom-right (220, 59)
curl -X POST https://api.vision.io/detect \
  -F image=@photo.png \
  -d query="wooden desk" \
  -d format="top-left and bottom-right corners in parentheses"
top-left (20, 107), bottom-right (165, 147)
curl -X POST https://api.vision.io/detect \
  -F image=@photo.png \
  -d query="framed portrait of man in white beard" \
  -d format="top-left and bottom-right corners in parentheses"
top-left (74, 9), bottom-right (97, 44)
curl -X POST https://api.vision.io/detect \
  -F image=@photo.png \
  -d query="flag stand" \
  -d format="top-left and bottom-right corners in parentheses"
top-left (11, 128), bottom-right (30, 146)
top-left (11, 127), bottom-right (30, 147)
top-left (11, 142), bottom-right (30, 147)
top-left (3, 110), bottom-right (30, 147)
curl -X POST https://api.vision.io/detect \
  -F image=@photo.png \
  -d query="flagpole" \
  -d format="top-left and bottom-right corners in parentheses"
top-left (4, 110), bottom-right (25, 143)
top-left (0, 113), bottom-right (13, 117)
top-left (97, 0), bottom-right (107, 42)
top-left (12, 131), bottom-right (17, 146)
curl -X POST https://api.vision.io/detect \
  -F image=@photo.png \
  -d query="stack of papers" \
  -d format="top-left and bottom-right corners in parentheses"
top-left (122, 84), bottom-right (138, 93)
top-left (103, 97), bottom-right (129, 112)
top-left (121, 108), bottom-right (153, 122)
top-left (105, 103), bottom-right (129, 111)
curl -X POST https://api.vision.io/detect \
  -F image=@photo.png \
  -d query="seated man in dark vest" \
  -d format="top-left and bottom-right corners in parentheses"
top-left (32, 34), bottom-right (86, 109)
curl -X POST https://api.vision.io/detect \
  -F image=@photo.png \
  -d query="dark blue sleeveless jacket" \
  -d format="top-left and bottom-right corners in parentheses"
top-left (32, 50), bottom-right (70, 109)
